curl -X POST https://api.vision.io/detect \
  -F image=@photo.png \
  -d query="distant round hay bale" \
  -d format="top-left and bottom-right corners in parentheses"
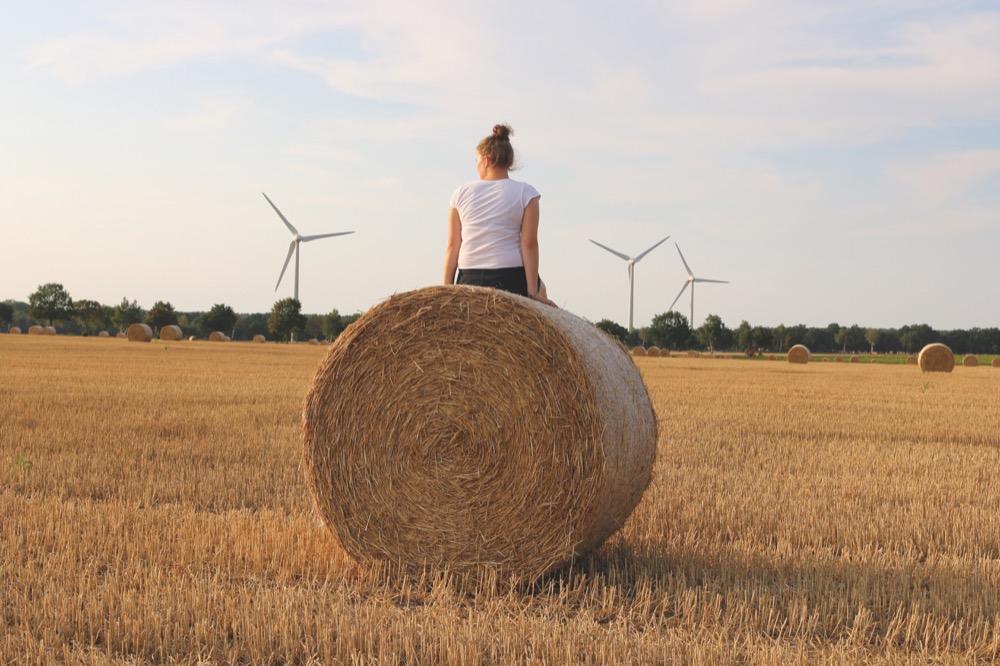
top-left (222, 334), bottom-right (231, 342)
top-left (188, 336), bottom-right (197, 341)
top-left (309, 338), bottom-right (320, 345)
top-left (97, 330), bottom-right (110, 338)
top-left (992, 358), bottom-right (1000, 368)
top-left (906, 355), bottom-right (917, 365)
top-left (646, 345), bottom-right (661, 357)
top-left (159, 324), bottom-right (183, 341)
top-left (44, 326), bottom-right (56, 335)
top-left (631, 346), bottom-right (646, 356)
top-left (918, 343), bottom-right (954, 373)
top-left (28, 325), bottom-right (45, 335)
top-left (253, 334), bottom-right (266, 343)
top-left (304, 285), bottom-right (657, 583)
top-left (8, 327), bottom-right (21, 335)
top-left (787, 344), bottom-right (810, 364)
top-left (126, 323), bottom-right (153, 342)
top-left (963, 354), bottom-right (979, 367)
top-left (849, 355), bottom-right (859, 363)
top-left (661, 349), bottom-right (671, 358)
top-left (209, 331), bottom-right (226, 342)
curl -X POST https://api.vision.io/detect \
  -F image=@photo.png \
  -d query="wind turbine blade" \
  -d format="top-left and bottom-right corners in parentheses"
top-left (299, 231), bottom-right (355, 242)
top-left (694, 278), bottom-right (729, 284)
top-left (262, 192), bottom-right (298, 236)
top-left (588, 239), bottom-right (630, 261)
top-left (667, 282), bottom-right (689, 312)
top-left (674, 243), bottom-right (694, 277)
top-left (634, 235), bottom-right (670, 263)
top-left (274, 241), bottom-right (295, 291)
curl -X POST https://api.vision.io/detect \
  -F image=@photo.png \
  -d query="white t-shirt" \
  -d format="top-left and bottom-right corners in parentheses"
top-left (449, 178), bottom-right (541, 269)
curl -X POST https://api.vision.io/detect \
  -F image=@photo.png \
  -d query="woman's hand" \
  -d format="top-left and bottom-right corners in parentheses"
top-left (530, 292), bottom-right (558, 308)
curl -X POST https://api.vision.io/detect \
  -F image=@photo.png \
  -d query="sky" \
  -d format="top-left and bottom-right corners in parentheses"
top-left (1, 1), bottom-right (999, 329)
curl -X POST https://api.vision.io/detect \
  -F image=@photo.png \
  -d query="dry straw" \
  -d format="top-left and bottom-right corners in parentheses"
top-left (209, 331), bottom-right (226, 342)
top-left (28, 325), bottom-right (45, 335)
top-left (98, 331), bottom-right (110, 338)
top-left (918, 343), bottom-right (954, 373)
top-left (222, 334), bottom-right (231, 342)
top-left (963, 354), bottom-right (979, 367)
top-left (992, 358), bottom-right (1000, 368)
top-left (646, 345), bottom-right (661, 357)
top-left (787, 344), bottom-right (810, 364)
top-left (253, 334), bottom-right (266, 343)
top-left (9, 327), bottom-right (21, 335)
top-left (303, 285), bottom-right (658, 584)
top-left (159, 324), bottom-right (183, 341)
top-left (309, 338), bottom-right (320, 345)
top-left (631, 346), bottom-right (646, 356)
top-left (126, 323), bottom-right (153, 342)
top-left (45, 326), bottom-right (56, 335)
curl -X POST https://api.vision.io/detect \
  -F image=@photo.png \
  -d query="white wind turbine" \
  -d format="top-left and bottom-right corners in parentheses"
top-left (263, 192), bottom-right (354, 303)
top-left (667, 243), bottom-right (729, 327)
top-left (589, 235), bottom-right (670, 330)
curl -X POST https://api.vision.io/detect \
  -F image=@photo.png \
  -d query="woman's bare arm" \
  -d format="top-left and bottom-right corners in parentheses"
top-left (443, 207), bottom-right (462, 285)
top-left (520, 196), bottom-right (554, 305)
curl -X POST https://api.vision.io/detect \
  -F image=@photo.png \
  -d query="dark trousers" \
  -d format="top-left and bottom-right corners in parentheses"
top-left (456, 267), bottom-right (540, 298)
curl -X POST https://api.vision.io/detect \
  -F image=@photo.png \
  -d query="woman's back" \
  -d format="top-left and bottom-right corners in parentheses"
top-left (450, 178), bottom-right (540, 269)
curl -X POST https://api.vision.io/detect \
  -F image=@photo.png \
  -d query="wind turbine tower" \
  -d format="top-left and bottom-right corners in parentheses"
top-left (667, 243), bottom-right (729, 326)
top-left (589, 235), bottom-right (670, 329)
top-left (263, 192), bottom-right (354, 303)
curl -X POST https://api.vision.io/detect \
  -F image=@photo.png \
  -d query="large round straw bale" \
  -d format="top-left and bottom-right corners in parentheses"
top-left (253, 334), bottom-right (266, 343)
top-left (906, 355), bottom-right (917, 365)
top-left (159, 324), bottom-right (183, 341)
top-left (918, 343), bottom-right (954, 373)
top-left (44, 326), bottom-right (56, 335)
top-left (645, 345), bottom-right (661, 357)
top-left (98, 330), bottom-right (110, 338)
top-left (209, 331), bottom-right (226, 342)
top-left (9, 326), bottom-right (21, 335)
top-left (963, 354), bottom-right (979, 367)
top-left (787, 344), bottom-right (810, 364)
top-left (631, 346), bottom-right (646, 356)
top-left (28, 325), bottom-right (45, 335)
top-left (303, 285), bottom-right (657, 583)
top-left (126, 323), bottom-right (153, 342)
top-left (992, 358), bottom-right (1000, 368)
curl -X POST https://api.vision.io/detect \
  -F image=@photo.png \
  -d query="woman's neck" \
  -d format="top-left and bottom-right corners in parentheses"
top-left (481, 167), bottom-right (509, 181)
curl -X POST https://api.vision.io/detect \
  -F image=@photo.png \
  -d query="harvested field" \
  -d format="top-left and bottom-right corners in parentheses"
top-left (2, 335), bottom-right (1000, 663)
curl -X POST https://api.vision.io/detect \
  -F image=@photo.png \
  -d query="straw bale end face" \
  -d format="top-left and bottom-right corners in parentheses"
top-left (631, 346), bottom-right (646, 356)
top-left (918, 343), bottom-right (954, 373)
top-left (646, 346), bottom-right (661, 357)
top-left (963, 354), bottom-right (979, 367)
top-left (303, 285), bottom-right (658, 583)
top-left (209, 331), bottom-right (226, 342)
top-left (8, 327), bottom-right (21, 335)
top-left (159, 324), bottom-right (183, 341)
top-left (98, 330), bottom-right (110, 338)
top-left (787, 345), bottom-right (810, 364)
top-left (253, 334), bottom-right (266, 343)
top-left (126, 323), bottom-right (153, 342)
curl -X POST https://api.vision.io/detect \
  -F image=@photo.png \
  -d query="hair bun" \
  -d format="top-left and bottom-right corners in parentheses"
top-left (492, 124), bottom-right (512, 141)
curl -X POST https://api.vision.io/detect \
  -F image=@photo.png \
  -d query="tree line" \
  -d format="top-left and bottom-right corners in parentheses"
top-left (4, 282), bottom-right (998, 353)
top-left (598, 311), bottom-right (1000, 355)
top-left (0, 283), bottom-right (359, 342)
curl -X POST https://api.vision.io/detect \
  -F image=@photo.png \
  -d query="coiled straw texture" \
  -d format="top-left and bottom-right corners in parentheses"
top-left (303, 285), bottom-right (658, 583)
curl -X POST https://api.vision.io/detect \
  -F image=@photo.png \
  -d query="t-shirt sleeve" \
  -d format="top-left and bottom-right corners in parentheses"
top-left (449, 186), bottom-right (463, 209)
top-left (521, 182), bottom-right (541, 208)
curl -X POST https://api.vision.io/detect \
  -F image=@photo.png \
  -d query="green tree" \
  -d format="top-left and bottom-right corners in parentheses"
top-left (268, 298), bottom-right (306, 342)
top-left (697, 314), bottom-right (727, 352)
top-left (73, 299), bottom-right (107, 334)
top-left (865, 327), bottom-right (881, 354)
top-left (647, 311), bottom-right (690, 350)
top-left (145, 301), bottom-right (178, 333)
top-left (322, 309), bottom-right (346, 340)
top-left (112, 298), bottom-right (145, 331)
top-left (304, 314), bottom-right (324, 340)
top-left (750, 326), bottom-right (772, 353)
top-left (202, 303), bottom-right (237, 336)
top-left (735, 320), bottom-right (752, 351)
top-left (28, 283), bottom-right (73, 325)
top-left (595, 319), bottom-right (629, 344)
top-left (0, 302), bottom-right (13, 331)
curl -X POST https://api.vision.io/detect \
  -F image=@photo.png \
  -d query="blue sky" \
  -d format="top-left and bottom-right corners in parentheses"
top-left (2, 1), bottom-right (998, 328)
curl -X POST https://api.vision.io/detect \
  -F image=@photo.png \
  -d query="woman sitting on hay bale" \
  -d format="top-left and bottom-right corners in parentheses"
top-left (443, 123), bottom-right (555, 306)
